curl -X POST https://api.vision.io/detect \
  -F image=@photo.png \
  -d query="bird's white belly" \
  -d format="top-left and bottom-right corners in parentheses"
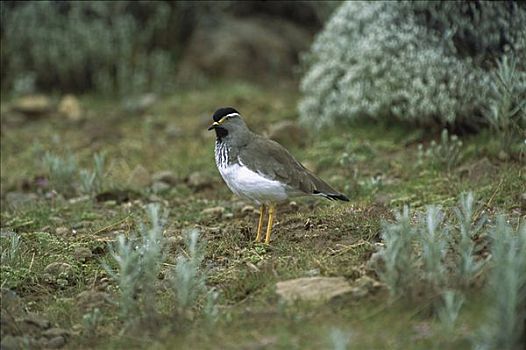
top-left (218, 162), bottom-right (288, 204)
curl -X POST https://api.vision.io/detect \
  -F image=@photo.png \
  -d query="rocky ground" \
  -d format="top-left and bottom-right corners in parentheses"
top-left (1, 83), bottom-right (524, 349)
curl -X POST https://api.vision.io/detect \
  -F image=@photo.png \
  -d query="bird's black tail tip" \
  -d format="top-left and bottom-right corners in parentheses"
top-left (314, 191), bottom-right (350, 202)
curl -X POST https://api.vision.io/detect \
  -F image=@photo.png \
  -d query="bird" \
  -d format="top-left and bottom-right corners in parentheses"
top-left (208, 107), bottom-right (349, 244)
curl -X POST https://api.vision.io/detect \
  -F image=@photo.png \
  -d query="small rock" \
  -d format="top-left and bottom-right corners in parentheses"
top-left (122, 93), bottom-right (157, 115)
top-left (187, 171), bottom-right (214, 191)
top-left (241, 205), bottom-right (256, 216)
top-left (276, 277), bottom-right (353, 303)
top-left (73, 247), bottom-right (92, 262)
top-left (55, 227), bottom-right (70, 236)
top-left (12, 95), bottom-right (53, 116)
top-left (127, 165), bottom-right (151, 189)
top-left (21, 313), bottom-right (51, 330)
top-left (267, 120), bottom-right (307, 148)
top-left (201, 206), bottom-right (225, 217)
top-left (289, 201), bottom-right (299, 211)
top-left (151, 181), bottom-right (171, 194)
top-left (44, 262), bottom-right (74, 279)
top-left (47, 336), bottom-right (66, 348)
top-left (58, 94), bottom-right (82, 122)
top-left (304, 268), bottom-right (320, 277)
top-left (151, 170), bottom-right (178, 186)
top-left (42, 327), bottom-right (70, 339)
top-left (68, 195), bottom-right (90, 205)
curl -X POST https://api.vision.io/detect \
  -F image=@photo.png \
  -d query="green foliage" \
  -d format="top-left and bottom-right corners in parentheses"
top-left (329, 328), bottom-right (351, 350)
top-left (476, 218), bottom-right (526, 350)
top-left (300, 1), bottom-right (526, 130)
top-left (417, 129), bottom-right (463, 172)
top-left (371, 193), bottom-right (485, 299)
top-left (79, 152), bottom-right (106, 195)
top-left (105, 204), bottom-right (216, 327)
top-left (169, 228), bottom-right (207, 313)
top-left (42, 151), bottom-right (107, 197)
top-left (105, 203), bottom-right (166, 320)
top-left (453, 192), bottom-right (484, 287)
top-left (42, 151), bottom-right (78, 196)
top-left (487, 55), bottom-right (526, 154)
top-left (437, 290), bottom-right (464, 334)
top-left (371, 206), bottom-right (417, 299)
top-left (0, 232), bottom-right (22, 267)
top-left (1, 1), bottom-right (178, 95)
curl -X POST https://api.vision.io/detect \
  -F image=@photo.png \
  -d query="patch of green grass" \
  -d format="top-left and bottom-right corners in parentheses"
top-left (1, 82), bottom-right (524, 349)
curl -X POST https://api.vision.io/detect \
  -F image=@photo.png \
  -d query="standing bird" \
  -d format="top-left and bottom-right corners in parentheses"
top-left (208, 107), bottom-right (349, 244)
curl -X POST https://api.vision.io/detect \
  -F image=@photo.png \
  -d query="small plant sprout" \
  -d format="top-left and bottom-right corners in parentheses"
top-left (80, 152), bottom-right (106, 195)
top-left (104, 203), bottom-right (167, 320)
top-left (476, 217), bottom-right (526, 350)
top-left (437, 290), bottom-right (464, 334)
top-left (204, 288), bottom-right (220, 324)
top-left (420, 129), bottom-right (463, 172)
top-left (170, 228), bottom-right (207, 313)
top-left (488, 55), bottom-right (526, 154)
top-left (371, 206), bottom-right (417, 299)
top-left (42, 151), bottom-right (78, 196)
top-left (329, 328), bottom-right (351, 350)
top-left (105, 234), bottom-right (142, 319)
top-left (1, 232), bottom-right (22, 267)
top-left (419, 205), bottom-right (448, 291)
top-left (82, 308), bottom-right (103, 336)
top-left (453, 192), bottom-right (485, 287)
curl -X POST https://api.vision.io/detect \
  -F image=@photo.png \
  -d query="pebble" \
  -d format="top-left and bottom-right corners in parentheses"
top-left (55, 227), bottom-right (70, 236)
top-left (44, 262), bottom-right (73, 276)
top-left (47, 335), bottom-right (66, 348)
top-left (151, 170), bottom-right (178, 185)
top-left (127, 165), bottom-right (151, 189)
top-left (21, 313), bottom-right (51, 329)
top-left (201, 206), bottom-right (225, 217)
top-left (187, 171), bottom-right (214, 190)
top-left (42, 327), bottom-right (70, 338)
top-left (73, 247), bottom-right (93, 262)
top-left (241, 205), bottom-right (256, 216)
top-left (58, 94), bottom-right (82, 122)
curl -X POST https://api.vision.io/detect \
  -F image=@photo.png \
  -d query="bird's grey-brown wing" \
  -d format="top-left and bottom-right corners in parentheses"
top-left (239, 135), bottom-right (348, 200)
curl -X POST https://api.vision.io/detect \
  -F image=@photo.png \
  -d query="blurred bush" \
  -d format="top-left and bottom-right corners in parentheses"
top-left (0, 1), bottom-right (336, 96)
top-left (299, 1), bottom-right (526, 131)
top-left (0, 1), bottom-right (187, 95)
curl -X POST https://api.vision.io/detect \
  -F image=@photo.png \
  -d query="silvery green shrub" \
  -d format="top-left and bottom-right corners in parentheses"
top-left (299, 1), bottom-right (526, 129)
top-left (475, 218), bottom-right (526, 350)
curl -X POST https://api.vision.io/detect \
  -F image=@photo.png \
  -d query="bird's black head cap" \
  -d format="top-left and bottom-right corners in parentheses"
top-left (213, 107), bottom-right (239, 122)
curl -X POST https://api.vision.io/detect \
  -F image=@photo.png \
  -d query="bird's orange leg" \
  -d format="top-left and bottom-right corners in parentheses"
top-left (264, 204), bottom-right (276, 244)
top-left (255, 204), bottom-right (266, 242)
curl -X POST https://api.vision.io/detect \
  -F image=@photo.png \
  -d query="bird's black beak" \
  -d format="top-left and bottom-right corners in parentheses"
top-left (208, 121), bottom-right (220, 130)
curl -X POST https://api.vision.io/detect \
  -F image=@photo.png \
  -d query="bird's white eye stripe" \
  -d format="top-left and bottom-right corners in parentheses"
top-left (224, 113), bottom-right (240, 119)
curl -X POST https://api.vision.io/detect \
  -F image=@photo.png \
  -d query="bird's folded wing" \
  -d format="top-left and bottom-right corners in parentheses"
top-left (239, 136), bottom-right (340, 196)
